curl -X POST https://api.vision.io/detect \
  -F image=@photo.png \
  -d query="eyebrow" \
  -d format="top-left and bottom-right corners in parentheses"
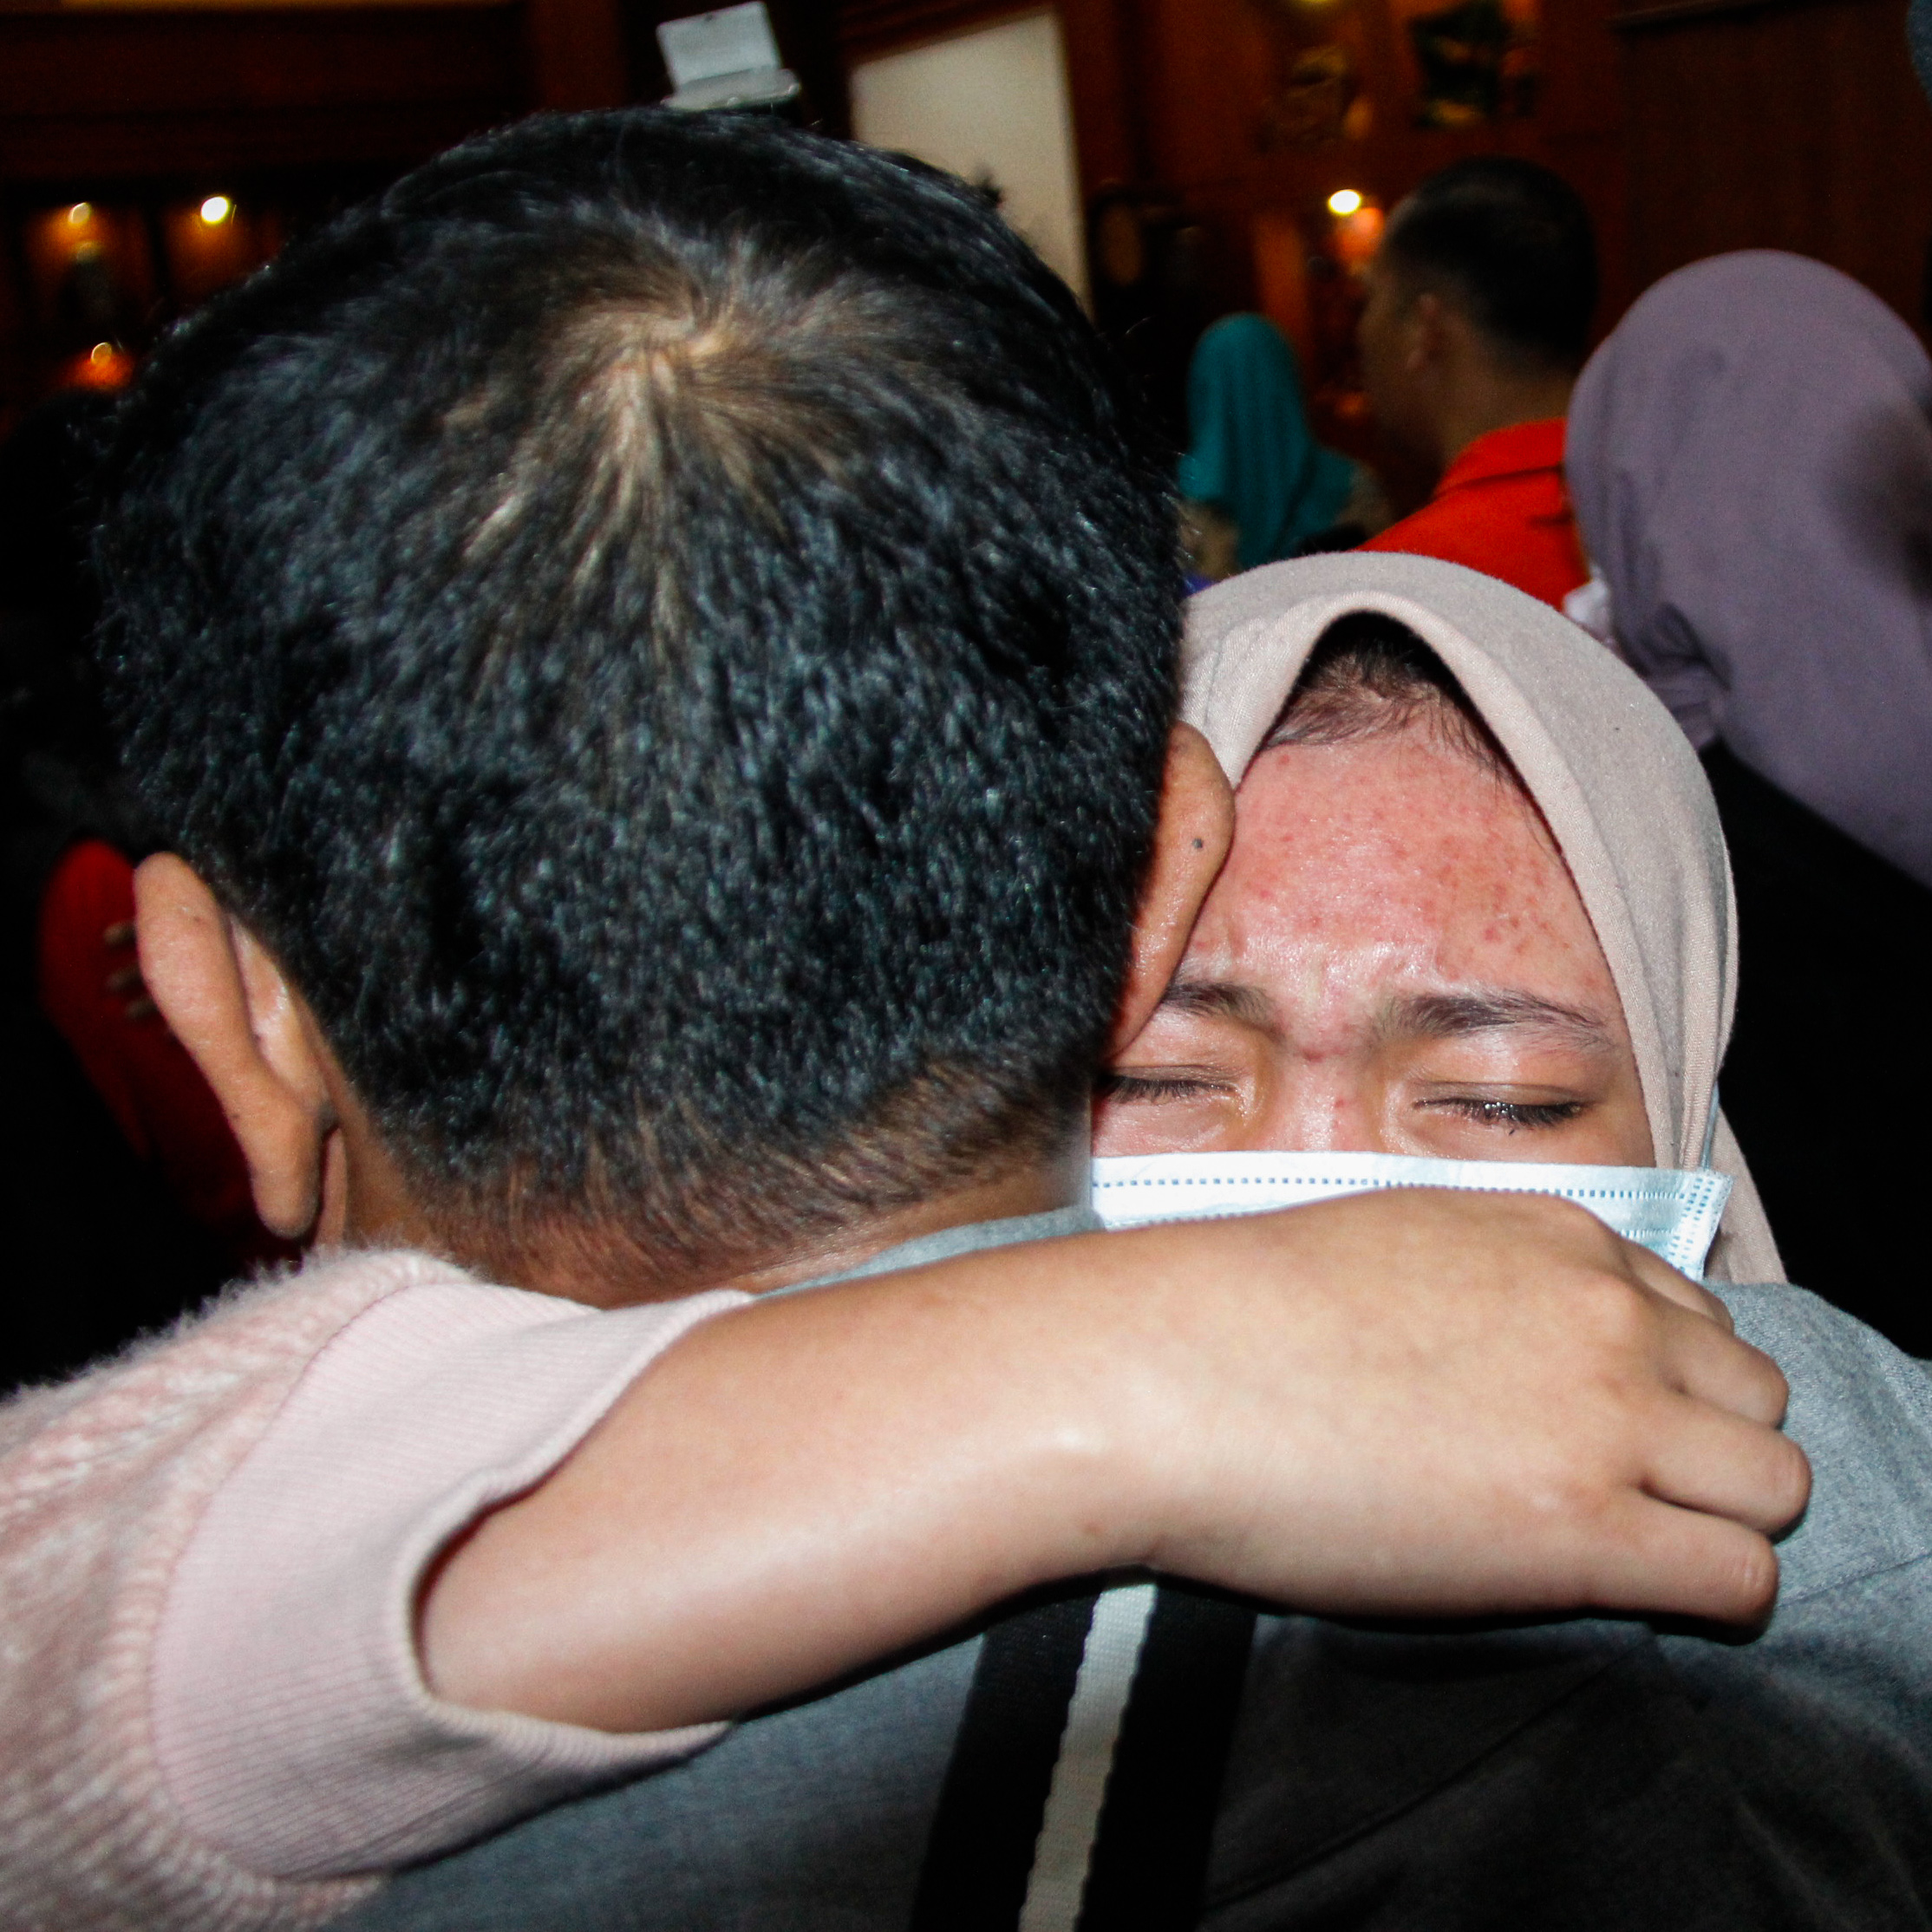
top-left (1157, 979), bottom-right (1615, 1052)
top-left (1159, 980), bottom-right (1279, 1031)
top-left (1387, 989), bottom-right (1615, 1052)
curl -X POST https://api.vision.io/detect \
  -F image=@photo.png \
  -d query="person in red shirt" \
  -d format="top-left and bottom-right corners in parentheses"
top-left (1357, 157), bottom-right (1596, 609)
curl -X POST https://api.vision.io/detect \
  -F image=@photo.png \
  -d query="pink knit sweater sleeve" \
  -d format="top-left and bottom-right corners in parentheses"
top-left (0, 1249), bottom-right (746, 1932)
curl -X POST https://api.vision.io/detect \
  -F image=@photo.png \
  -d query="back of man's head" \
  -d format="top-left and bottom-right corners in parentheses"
top-left (99, 109), bottom-right (1178, 1276)
top-left (1381, 157), bottom-right (1597, 372)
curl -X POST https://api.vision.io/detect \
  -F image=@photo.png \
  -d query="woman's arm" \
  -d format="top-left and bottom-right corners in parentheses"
top-left (423, 1189), bottom-right (1807, 1733)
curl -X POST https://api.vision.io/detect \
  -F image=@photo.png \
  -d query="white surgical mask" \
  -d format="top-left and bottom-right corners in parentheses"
top-left (1090, 1151), bottom-right (1733, 1279)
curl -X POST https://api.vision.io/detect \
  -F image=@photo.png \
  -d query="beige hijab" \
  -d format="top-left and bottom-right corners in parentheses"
top-left (1180, 552), bottom-right (1784, 1283)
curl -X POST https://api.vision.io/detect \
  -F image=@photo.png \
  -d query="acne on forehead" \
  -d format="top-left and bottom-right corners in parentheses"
top-left (1187, 734), bottom-right (1621, 1015)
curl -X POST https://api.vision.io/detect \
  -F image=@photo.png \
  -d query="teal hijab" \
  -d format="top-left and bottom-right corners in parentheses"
top-left (1178, 314), bottom-right (1357, 571)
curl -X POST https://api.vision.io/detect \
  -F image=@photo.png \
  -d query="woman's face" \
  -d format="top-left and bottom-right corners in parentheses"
top-left (1093, 725), bottom-right (1655, 1165)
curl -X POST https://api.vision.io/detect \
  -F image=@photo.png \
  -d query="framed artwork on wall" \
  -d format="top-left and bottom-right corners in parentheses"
top-left (1250, 0), bottom-right (1376, 150)
top-left (1390, 0), bottom-right (1538, 126)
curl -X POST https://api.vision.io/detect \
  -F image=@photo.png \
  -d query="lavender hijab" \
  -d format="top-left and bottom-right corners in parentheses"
top-left (1566, 251), bottom-right (1932, 888)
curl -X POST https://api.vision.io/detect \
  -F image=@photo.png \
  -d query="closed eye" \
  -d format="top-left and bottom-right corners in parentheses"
top-left (1095, 1069), bottom-right (1237, 1104)
top-left (1419, 1096), bottom-right (1586, 1132)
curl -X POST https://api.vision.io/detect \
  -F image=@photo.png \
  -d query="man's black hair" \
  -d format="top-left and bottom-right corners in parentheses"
top-left (97, 108), bottom-right (1178, 1274)
top-left (1381, 157), bottom-right (1597, 370)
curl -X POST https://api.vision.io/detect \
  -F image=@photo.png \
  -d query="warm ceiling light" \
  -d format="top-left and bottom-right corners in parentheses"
top-left (1327, 188), bottom-right (1364, 218)
top-left (68, 202), bottom-right (93, 225)
top-left (90, 342), bottom-right (114, 365)
top-left (199, 195), bottom-right (233, 225)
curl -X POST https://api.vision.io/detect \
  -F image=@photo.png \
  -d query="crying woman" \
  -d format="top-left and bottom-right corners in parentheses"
top-left (1092, 556), bottom-right (1781, 1282)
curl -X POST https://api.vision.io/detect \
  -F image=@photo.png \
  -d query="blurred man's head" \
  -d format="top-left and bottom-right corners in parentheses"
top-left (1358, 158), bottom-right (1597, 468)
top-left (101, 109), bottom-right (1216, 1297)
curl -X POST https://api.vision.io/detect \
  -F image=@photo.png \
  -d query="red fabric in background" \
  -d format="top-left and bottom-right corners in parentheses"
top-left (1360, 418), bottom-right (1588, 610)
top-left (36, 839), bottom-right (292, 1270)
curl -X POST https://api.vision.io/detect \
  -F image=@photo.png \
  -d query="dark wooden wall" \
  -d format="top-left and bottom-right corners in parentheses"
top-left (3, 0), bottom-right (1929, 420)
top-left (835, 0), bottom-right (1930, 466)
top-left (1619, 0), bottom-right (1932, 332)
top-left (0, 8), bottom-right (524, 185)
top-left (833, 0), bottom-right (1633, 455)
top-left (0, 0), bottom-right (866, 417)
top-left (1062, 0), bottom-right (1627, 292)
top-left (0, 0), bottom-right (649, 417)
top-left (0, 0), bottom-right (645, 187)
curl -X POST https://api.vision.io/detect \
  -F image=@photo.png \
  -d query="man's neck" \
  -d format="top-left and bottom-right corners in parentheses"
top-left (724, 1149), bottom-right (1090, 1299)
top-left (1429, 367), bottom-right (1575, 474)
top-left (405, 1139), bottom-right (1091, 1309)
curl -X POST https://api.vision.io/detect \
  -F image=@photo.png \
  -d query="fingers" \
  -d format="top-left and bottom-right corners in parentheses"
top-left (1641, 1387), bottom-right (1811, 1536)
top-left (105, 962), bottom-right (157, 1021)
top-left (1613, 1234), bottom-right (1733, 1328)
top-left (1538, 1208), bottom-right (1783, 1424)
top-left (104, 920), bottom-right (156, 1018)
top-left (1160, 1191), bottom-right (1811, 1628)
top-left (1584, 1491), bottom-right (1784, 1627)
top-left (1650, 1293), bottom-right (1790, 1426)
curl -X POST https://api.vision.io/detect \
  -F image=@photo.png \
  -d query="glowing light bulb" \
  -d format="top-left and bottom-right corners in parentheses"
top-left (90, 342), bottom-right (114, 365)
top-left (199, 195), bottom-right (232, 225)
top-left (68, 202), bottom-right (93, 225)
top-left (1327, 188), bottom-right (1364, 218)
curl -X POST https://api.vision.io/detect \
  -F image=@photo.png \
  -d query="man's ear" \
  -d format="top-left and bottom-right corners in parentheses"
top-left (1406, 289), bottom-right (1449, 373)
top-left (1108, 723), bottom-right (1234, 1055)
top-left (134, 853), bottom-right (337, 1239)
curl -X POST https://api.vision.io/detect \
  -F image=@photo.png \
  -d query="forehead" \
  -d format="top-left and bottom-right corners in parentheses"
top-left (1184, 727), bottom-right (1615, 1004)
